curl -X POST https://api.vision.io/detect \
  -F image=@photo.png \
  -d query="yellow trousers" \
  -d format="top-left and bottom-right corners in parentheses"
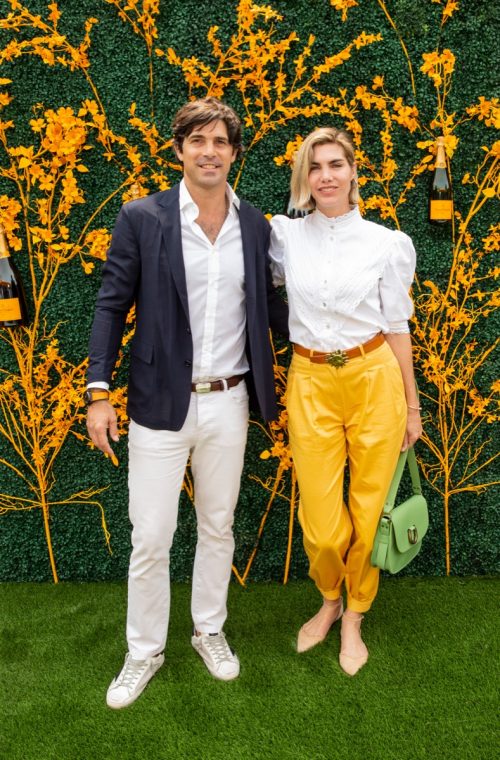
top-left (287, 341), bottom-right (406, 613)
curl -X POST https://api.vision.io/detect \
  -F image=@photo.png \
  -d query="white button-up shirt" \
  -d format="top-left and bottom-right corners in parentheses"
top-left (89, 180), bottom-right (248, 390)
top-left (269, 206), bottom-right (416, 351)
top-left (179, 179), bottom-right (248, 382)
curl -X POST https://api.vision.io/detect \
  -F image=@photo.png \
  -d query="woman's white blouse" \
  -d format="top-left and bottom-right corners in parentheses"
top-left (269, 207), bottom-right (416, 351)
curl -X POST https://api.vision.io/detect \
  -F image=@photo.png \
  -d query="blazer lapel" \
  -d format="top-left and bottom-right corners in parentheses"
top-left (156, 185), bottom-right (190, 322)
top-left (238, 202), bottom-right (257, 326)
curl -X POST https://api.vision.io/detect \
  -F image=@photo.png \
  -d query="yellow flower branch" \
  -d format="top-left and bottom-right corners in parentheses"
top-left (0, 0), bottom-right (497, 583)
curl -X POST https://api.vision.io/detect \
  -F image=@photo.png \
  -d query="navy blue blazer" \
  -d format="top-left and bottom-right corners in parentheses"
top-left (88, 184), bottom-right (289, 430)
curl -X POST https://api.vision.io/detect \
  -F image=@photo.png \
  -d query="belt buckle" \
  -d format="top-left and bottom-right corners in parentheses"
top-left (326, 349), bottom-right (348, 368)
top-left (194, 382), bottom-right (212, 393)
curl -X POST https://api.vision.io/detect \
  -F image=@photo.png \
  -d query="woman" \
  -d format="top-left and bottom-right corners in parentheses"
top-left (270, 127), bottom-right (422, 675)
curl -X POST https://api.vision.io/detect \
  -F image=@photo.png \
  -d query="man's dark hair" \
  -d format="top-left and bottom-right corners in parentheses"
top-left (172, 97), bottom-right (243, 158)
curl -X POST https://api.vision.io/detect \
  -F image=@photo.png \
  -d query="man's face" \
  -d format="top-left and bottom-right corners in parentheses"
top-left (175, 119), bottom-right (237, 192)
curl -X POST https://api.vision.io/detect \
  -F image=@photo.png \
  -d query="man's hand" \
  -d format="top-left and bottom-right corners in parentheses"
top-left (86, 400), bottom-right (119, 458)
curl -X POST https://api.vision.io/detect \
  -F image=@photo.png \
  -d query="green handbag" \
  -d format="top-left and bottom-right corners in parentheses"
top-left (371, 447), bottom-right (429, 573)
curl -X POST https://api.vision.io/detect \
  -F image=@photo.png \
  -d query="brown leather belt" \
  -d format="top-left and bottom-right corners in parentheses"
top-left (191, 375), bottom-right (244, 393)
top-left (294, 333), bottom-right (385, 368)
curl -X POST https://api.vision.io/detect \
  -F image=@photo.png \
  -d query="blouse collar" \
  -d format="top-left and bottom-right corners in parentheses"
top-left (311, 205), bottom-right (360, 230)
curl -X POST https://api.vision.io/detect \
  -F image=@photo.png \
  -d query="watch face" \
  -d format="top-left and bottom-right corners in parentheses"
top-left (84, 389), bottom-right (93, 404)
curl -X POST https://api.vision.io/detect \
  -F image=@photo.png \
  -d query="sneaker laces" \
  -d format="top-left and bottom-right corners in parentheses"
top-left (203, 633), bottom-right (234, 664)
top-left (115, 655), bottom-right (149, 690)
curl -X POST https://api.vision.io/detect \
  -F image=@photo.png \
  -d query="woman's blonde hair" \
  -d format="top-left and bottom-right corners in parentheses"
top-left (290, 127), bottom-right (358, 210)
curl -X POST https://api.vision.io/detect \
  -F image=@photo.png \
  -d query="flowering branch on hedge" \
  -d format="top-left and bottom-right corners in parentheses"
top-left (105, 0), bottom-right (160, 113)
top-left (411, 141), bottom-right (499, 573)
top-left (240, 339), bottom-right (298, 585)
top-left (161, 0), bottom-right (381, 189)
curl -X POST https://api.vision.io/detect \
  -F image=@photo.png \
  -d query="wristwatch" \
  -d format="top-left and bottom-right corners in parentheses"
top-left (84, 388), bottom-right (110, 405)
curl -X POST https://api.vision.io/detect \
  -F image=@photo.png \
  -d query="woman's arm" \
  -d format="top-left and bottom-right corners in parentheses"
top-left (266, 215), bottom-right (290, 337)
top-left (385, 332), bottom-right (423, 451)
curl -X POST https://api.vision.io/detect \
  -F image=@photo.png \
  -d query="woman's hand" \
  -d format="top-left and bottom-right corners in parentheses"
top-left (384, 334), bottom-right (423, 452)
top-left (401, 408), bottom-right (423, 451)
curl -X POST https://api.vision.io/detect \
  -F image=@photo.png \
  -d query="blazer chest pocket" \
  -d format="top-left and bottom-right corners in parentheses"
top-left (130, 340), bottom-right (154, 365)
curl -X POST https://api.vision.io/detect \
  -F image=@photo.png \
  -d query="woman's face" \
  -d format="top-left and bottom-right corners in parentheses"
top-left (308, 142), bottom-right (355, 217)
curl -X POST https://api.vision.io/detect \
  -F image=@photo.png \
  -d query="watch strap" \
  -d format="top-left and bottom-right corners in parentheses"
top-left (85, 389), bottom-right (109, 404)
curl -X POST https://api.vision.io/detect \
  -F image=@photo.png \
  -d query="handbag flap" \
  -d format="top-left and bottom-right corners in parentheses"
top-left (390, 495), bottom-right (429, 553)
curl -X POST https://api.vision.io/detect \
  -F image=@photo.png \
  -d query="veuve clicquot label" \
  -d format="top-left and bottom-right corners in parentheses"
top-left (0, 225), bottom-right (28, 327)
top-left (0, 297), bottom-right (22, 320)
top-left (430, 199), bottom-right (453, 221)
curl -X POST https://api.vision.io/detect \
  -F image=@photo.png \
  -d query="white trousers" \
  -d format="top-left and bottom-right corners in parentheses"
top-left (126, 381), bottom-right (249, 659)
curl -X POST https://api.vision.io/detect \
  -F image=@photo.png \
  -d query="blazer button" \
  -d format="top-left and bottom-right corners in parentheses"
top-left (184, 360), bottom-right (192, 367)
top-left (186, 327), bottom-right (191, 334)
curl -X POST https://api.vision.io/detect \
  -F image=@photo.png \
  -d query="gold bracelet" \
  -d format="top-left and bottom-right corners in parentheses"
top-left (407, 404), bottom-right (422, 411)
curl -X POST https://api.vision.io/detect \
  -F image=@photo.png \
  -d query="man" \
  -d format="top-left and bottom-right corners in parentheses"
top-left (86, 98), bottom-right (288, 709)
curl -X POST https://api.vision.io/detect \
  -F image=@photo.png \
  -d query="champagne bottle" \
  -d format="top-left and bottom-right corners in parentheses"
top-left (0, 226), bottom-right (28, 328)
top-left (429, 136), bottom-right (453, 224)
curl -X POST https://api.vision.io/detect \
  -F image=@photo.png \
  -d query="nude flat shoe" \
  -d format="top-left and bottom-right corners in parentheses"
top-left (339, 610), bottom-right (368, 676)
top-left (297, 597), bottom-right (344, 653)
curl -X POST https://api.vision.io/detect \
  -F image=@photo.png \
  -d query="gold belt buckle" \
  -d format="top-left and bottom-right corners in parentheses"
top-left (194, 382), bottom-right (212, 393)
top-left (326, 349), bottom-right (348, 368)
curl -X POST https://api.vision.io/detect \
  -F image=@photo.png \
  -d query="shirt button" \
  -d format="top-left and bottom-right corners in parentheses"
top-left (322, 302), bottom-right (327, 308)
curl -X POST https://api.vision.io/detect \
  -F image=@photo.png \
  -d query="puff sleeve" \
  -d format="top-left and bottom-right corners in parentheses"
top-left (268, 215), bottom-right (289, 287)
top-left (379, 231), bottom-right (416, 333)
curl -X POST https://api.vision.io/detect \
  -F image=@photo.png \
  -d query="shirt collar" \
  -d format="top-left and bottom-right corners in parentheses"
top-left (311, 205), bottom-right (360, 230)
top-left (179, 179), bottom-right (240, 225)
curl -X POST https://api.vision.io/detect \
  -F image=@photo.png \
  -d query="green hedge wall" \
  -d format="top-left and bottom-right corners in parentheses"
top-left (0, 0), bottom-right (498, 582)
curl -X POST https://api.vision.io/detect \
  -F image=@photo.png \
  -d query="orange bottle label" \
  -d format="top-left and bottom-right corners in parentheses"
top-left (0, 298), bottom-right (22, 321)
top-left (430, 200), bottom-right (453, 220)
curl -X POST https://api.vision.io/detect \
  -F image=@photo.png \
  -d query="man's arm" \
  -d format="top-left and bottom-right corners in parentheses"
top-left (87, 397), bottom-right (119, 459)
top-left (87, 205), bottom-right (141, 383)
top-left (86, 204), bottom-right (141, 457)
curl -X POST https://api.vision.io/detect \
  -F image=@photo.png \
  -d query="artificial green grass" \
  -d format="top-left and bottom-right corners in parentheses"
top-left (0, 578), bottom-right (497, 760)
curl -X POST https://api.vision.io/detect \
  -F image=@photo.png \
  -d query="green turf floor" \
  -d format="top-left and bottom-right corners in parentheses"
top-left (0, 578), bottom-right (498, 760)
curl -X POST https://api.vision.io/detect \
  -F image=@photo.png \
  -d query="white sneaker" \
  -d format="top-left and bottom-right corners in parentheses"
top-left (106, 652), bottom-right (164, 709)
top-left (191, 631), bottom-right (240, 681)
